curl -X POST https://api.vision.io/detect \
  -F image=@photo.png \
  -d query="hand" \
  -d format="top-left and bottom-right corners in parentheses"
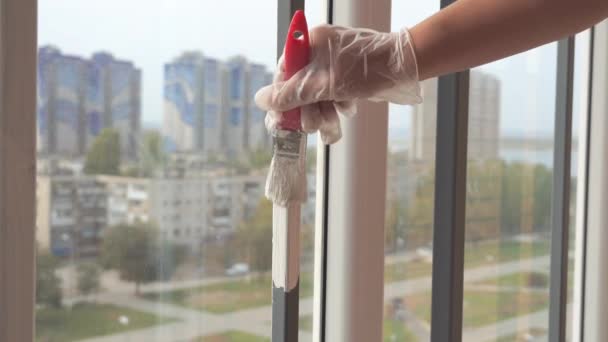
top-left (256, 24), bottom-right (422, 144)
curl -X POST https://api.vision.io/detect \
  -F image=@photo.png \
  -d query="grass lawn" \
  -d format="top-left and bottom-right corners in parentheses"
top-left (385, 240), bottom-right (550, 283)
top-left (196, 331), bottom-right (269, 342)
top-left (404, 290), bottom-right (549, 328)
top-left (464, 239), bottom-right (550, 268)
top-left (496, 327), bottom-right (547, 342)
top-left (481, 271), bottom-right (550, 288)
top-left (383, 319), bottom-right (417, 342)
top-left (36, 302), bottom-right (174, 342)
top-left (144, 272), bottom-right (313, 314)
top-left (384, 258), bottom-right (432, 283)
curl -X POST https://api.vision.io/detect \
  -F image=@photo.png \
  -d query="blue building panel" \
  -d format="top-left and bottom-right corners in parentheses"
top-left (230, 107), bottom-right (242, 126)
top-left (204, 59), bottom-right (219, 98)
top-left (204, 103), bottom-right (217, 128)
top-left (164, 63), bottom-right (197, 127)
top-left (229, 65), bottom-right (243, 100)
top-left (249, 65), bottom-right (270, 124)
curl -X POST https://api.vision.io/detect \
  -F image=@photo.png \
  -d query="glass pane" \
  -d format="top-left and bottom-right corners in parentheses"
top-left (35, 1), bottom-right (317, 341)
top-left (566, 30), bottom-right (591, 341)
top-left (462, 44), bottom-right (558, 340)
top-left (383, 2), bottom-right (439, 341)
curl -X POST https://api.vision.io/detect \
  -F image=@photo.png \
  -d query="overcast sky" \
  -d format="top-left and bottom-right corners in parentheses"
top-left (39, 0), bottom-right (585, 139)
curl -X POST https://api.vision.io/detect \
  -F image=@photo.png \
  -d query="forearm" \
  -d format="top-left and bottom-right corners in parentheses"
top-left (410, 0), bottom-right (608, 80)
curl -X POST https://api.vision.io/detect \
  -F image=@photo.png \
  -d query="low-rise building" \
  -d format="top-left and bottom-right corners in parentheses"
top-left (37, 170), bottom-right (267, 256)
top-left (36, 175), bottom-right (107, 257)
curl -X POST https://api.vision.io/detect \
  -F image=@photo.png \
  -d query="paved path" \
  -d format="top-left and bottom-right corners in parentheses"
top-left (78, 255), bottom-right (553, 342)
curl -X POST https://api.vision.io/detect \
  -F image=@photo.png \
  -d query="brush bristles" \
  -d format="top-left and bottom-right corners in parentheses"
top-left (266, 130), bottom-right (307, 206)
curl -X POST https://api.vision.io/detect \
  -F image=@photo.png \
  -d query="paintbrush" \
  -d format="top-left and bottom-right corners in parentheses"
top-left (265, 10), bottom-right (310, 207)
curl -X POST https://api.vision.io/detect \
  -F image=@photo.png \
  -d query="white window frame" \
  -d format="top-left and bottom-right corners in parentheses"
top-left (312, 1), bottom-right (391, 341)
top-left (580, 18), bottom-right (608, 342)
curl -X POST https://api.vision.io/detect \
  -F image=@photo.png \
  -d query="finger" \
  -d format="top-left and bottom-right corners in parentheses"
top-left (264, 111), bottom-right (281, 132)
top-left (301, 103), bottom-right (322, 134)
top-left (334, 100), bottom-right (357, 118)
top-left (318, 101), bottom-right (342, 144)
top-left (254, 67), bottom-right (331, 112)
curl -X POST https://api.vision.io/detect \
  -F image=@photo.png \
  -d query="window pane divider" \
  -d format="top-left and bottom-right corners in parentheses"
top-left (273, 1), bottom-right (305, 341)
top-left (430, 1), bottom-right (470, 339)
top-left (548, 36), bottom-right (575, 342)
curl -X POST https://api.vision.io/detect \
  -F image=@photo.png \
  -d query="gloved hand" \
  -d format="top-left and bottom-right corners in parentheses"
top-left (255, 24), bottom-right (422, 144)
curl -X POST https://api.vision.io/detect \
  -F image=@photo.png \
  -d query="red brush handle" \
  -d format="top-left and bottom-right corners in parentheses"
top-left (279, 10), bottom-right (310, 131)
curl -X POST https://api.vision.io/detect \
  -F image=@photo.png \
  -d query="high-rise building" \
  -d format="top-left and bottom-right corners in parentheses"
top-left (247, 63), bottom-right (272, 150)
top-left (163, 53), bottom-right (272, 158)
top-left (224, 57), bottom-right (248, 158)
top-left (90, 52), bottom-right (142, 160)
top-left (163, 52), bottom-right (205, 152)
top-left (409, 71), bottom-right (501, 161)
top-left (38, 46), bottom-right (88, 157)
top-left (37, 46), bottom-right (141, 160)
top-left (468, 71), bottom-right (501, 159)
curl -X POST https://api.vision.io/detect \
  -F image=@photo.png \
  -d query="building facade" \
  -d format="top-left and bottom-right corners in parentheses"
top-left (37, 170), bottom-right (267, 256)
top-left (409, 71), bottom-right (501, 161)
top-left (163, 53), bottom-right (272, 159)
top-left (37, 46), bottom-right (141, 160)
top-left (36, 175), bottom-right (108, 257)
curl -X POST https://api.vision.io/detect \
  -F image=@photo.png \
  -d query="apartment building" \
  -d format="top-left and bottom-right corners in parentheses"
top-left (36, 175), bottom-right (107, 257)
top-left (163, 52), bottom-right (272, 159)
top-left (37, 168), bottom-right (267, 256)
top-left (37, 46), bottom-right (141, 160)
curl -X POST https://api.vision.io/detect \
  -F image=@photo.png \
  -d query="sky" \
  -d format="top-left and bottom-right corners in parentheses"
top-left (39, 0), bottom-right (587, 139)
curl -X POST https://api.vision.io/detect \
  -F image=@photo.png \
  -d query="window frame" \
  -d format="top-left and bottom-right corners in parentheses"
top-left (581, 18), bottom-right (608, 341)
top-left (318, 1), bottom-right (391, 341)
top-left (0, 0), bottom-right (37, 341)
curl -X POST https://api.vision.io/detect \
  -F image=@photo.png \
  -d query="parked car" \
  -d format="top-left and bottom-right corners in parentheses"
top-left (225, 263), bottom-right (249, 277)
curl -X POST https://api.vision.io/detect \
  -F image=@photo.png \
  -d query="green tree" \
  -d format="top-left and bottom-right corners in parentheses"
top-left (101, 222), bottom-right (185, 295)
top-left (138, 130), bottom-right (166, 177)
top-left (84, 128), bottom-right (121, 175)
top-left (236, 199), bottom-right (273, 273)
top-left (500, 161), bottom-right (525, 234)
top-left (248, 148), bottom-right (273, 170)
top-left (77, 262), bottom-right (101, 297)
top-left (36, 250), bottom-right (62, 308)
top-left (406, 169), bottom-right (435, 248)
top-left (532, 164), bottom-right (552, 231)
top-left (385, 199), bottom-right (406, 252)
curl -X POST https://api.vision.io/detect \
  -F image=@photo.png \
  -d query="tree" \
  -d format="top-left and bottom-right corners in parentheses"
top-left (36, 250), bottom-right (62, 308)
top-left (236, 199), bottom-right (273, 273)
top-left (84, 128), bottom-right (121, 175)
top-left (77, 262), bottom-right (101, 297)
top-left (248, 148), bottom-right (273, 170)
top-left (101, 222), bottom-right (185, 295)
top-left (385, 199), bottom-right (406, 252)
top-left (532, 164), bottom-right (552, 231)
top-left (405, 169), bottom-right (435, 248)
top-left (138, 130), bottom-right (166, 177)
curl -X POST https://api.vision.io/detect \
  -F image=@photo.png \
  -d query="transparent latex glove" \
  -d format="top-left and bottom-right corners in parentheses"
top-left (256, 24), bottom-right (422, 144)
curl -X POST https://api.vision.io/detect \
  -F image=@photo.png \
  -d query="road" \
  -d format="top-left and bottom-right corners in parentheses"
top-left (76, 254), bottom-right (555, 342)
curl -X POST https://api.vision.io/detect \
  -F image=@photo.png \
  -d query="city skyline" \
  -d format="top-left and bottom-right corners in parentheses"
top-left (39, 0), bottom-right (571, 138)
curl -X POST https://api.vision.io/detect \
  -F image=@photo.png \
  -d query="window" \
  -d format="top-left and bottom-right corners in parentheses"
top-left (383, 2), bottom-right (438, 340)
top-left (32, 1), bottom-right (315, 342)
top-left (0, 0), bottom-right (601, 341)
